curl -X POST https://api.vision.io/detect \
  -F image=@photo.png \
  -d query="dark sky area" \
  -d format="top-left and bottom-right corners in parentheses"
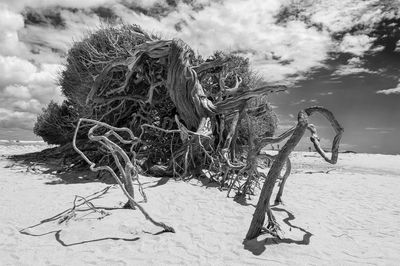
top-left (271, 52), bottom-right (400, 154)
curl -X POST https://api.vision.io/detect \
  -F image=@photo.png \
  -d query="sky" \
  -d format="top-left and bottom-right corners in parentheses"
top-left (0, 0), bottom-right (399, 154)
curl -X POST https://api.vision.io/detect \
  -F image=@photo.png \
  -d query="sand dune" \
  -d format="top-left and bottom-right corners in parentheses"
top-left (0, 145), bottom-right (399, 265)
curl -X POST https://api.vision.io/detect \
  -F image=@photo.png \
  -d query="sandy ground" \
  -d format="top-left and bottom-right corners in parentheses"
top-left (0, 144), bottom-right (399, 265)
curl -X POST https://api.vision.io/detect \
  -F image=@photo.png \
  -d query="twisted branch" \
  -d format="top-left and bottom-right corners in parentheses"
top-left (73, 118), bottom-right (175, 233)
top-left (245, 106), bottom-right (343, 240)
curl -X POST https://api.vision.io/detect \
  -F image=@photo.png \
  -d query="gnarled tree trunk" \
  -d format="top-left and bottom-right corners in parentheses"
top-left (246, 107), bottom-right (343, 240)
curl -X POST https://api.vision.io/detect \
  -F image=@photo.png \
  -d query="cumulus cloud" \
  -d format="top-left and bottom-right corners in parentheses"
top-left (12, 99), bottom-right (42, 114)
top-left (0, 3), bottom-right (64, 125)
top-left (333, 57), bottom-right (377, 76)
top-left (0, 0), bottom-right (399, 137)
top-left (0, 108), bottom-right (37, 130)
top-left (12, 0), bottom-right (400, 83)
top-left (280, 0), bottom-right (400, 55)
top-left (114, 0), bottom-right (332, 82)
top-left (0, 54), bottom-right (64, 131)
top-left (10, 0), bottom-right (333, 83)
top-left (0, 56), bottom-right (37, 87)
top-left (0, 57), bottom-right (64, 102)
top-left (3, 85), bottom-right (31, 99)
top-left (338, 34), bottom-right (375, 56)
top-left (306, 0), bottom-right (376, 33)
top-left (0, 4), bottom-right (31, 57)
top-left (0, 3), bottom-right (78, 133)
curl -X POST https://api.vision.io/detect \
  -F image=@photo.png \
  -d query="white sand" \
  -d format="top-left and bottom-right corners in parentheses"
top-left (0, 145), bottom-right (399, 265)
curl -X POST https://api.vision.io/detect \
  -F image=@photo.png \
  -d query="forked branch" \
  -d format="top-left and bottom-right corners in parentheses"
top-left (245, 106), bottom-right (343, 240)
top-left (73, 118), bottom-right (175, 233)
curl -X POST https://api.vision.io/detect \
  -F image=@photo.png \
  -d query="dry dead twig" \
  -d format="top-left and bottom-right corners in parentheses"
top-left (73, 118), bottom-right (175, 233)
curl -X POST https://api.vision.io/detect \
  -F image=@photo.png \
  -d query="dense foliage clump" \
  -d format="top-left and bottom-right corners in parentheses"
top-left (33, 101), bottom-right (78, 145)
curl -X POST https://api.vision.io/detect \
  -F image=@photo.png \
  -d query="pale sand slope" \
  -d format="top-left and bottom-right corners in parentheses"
top-left (0, 145), bottom-right (399, 265)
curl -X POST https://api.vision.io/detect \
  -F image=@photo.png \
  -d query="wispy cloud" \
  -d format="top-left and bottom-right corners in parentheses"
top-left (365, 127), bottom-right (395, 131)
top-left (333, 57), bottom-right (377, 76)
top-left (319, 92), bottom-right (333, 96)
top-left (291, 98), bottom-right (318, 105)
top-left (291, 99), bottom-right (307, 105)
top-left (376, 82), bottom-right (400, 95)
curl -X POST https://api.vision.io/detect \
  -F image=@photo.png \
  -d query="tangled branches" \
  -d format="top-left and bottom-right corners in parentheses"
top-left (44, 25), bottom-right (283, 193)
top-left (73, 118), bottom-right (174, 233)
top-left (20, 186), bottom-right (114, 236)
top-left (30, 25), bottom-right (344, 241)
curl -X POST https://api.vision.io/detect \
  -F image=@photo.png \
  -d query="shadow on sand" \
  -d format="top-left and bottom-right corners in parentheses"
top-left (7, 150), bottom-right (174, 186)
top-left (20, 227), bottom-right (140, 247)
top-left (16, 173), bottom-right (173, 247)
top-left (7, 150), bottom-right (114, 185)
top-left (233, 193), bottom-right (257, 207)
top-left (54, 231), bottom-right (140, 247)
top-left (243, 206), bottom-right (313, 255)
top-left (19, 203), bottom-right (171, 247)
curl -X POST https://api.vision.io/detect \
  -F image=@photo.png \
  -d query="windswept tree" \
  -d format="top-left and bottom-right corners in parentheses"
top-left (29, 24), bottom-right (343, 240)
top-left (34, 25), bottom-right (281, 179)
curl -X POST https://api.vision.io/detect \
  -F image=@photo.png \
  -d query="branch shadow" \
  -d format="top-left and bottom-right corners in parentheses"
top-left (21, 228), bottom-right (140, 247)
top-left (54, 231), bottom-right (140, 247)
top-left (18, 189), bottom-right (147, 247)
top-left (243, 206), bottom-right (312, 255)
top-left (184, 174), bottom-right (221, 189)
top-left (7, 152), bottom-right (174, 187)
top-left (267, 207), bottom-right (313, 245)
top-left (195, 175), bottom-right (221, 188)
top-left (233, 193), bottom-right (256, 207)
top-left (19, 209), bottom-right (146, 247)
top-left (42, 168), bottom-right (112, 185)
top-left (146, 177), bottom-right (170, 188)
top-left (7, 153), bottom-right (115, 185)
